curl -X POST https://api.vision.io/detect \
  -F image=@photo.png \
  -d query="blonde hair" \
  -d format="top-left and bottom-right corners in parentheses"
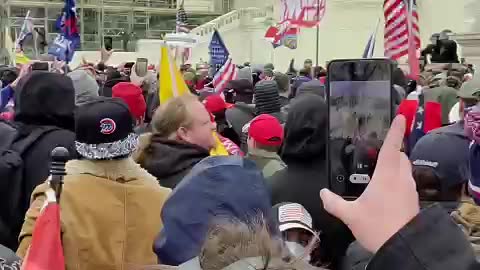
top-left (133, 94), bottom-right (200, 164)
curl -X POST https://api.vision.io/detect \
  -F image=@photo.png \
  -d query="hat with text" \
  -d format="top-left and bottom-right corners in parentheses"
top-left (410, 131), bottom-right (470, 190)
top-left (75, 98), bottom-right (138, 160)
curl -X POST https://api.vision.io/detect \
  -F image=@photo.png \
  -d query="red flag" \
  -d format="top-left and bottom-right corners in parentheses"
top-left (22, 190), bottom-right (65, 270)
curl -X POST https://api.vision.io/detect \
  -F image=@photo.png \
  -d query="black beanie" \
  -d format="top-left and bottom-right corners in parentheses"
top-left (254, 80), bottom-right (281, 115)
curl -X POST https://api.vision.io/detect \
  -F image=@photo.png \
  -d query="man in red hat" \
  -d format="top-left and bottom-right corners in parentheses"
top-left (246, 114), bottom-right (286, 178)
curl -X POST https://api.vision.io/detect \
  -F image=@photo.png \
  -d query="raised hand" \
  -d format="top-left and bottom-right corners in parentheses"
top-left (320, 115), bottom-right (420, 253)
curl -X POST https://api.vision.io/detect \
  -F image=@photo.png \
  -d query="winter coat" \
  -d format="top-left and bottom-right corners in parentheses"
top-left (367, 205), bottom-right (479, 270)
top-left (139, 135), bottom-right (210, 189)
top-left (226, 103), bottom-right (256, 138)
top-left (246, 148), bottom-right (286, 178)
top-left (226, 79), bottom-right (254, 104)
top-left (341, 201), bottom-right (465, 270)
top-left (100, 77), bottom-right (129, 97)
top-left (291, 76), bottom-right (311, 98)
top-left (451, 201), bottom-right (480, 259)
top-left (9, 72), bottom-right (76, 244)
top-left (17, 158), bottom-right (171, 269)
top-left (267, 95), bottom-right (353, 268)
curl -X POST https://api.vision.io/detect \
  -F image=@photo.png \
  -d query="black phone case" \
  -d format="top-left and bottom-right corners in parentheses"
top-left (326, 58), bottom-right (394, 199)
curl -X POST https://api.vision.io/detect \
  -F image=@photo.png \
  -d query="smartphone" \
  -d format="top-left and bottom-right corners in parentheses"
top-left (31, 62), bottom-right (50, 71)
top-left (104, 36), bottom-right (113, 51)
top-left (135, 58), bottom-right (148, 77)
top-left (327, 58), bottom-right (393, 198)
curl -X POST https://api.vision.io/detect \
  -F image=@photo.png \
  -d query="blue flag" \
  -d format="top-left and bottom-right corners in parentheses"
top-left (48, 0), bottom-right (80, 62)
top-left (209, 30), bottom-right (229, 75)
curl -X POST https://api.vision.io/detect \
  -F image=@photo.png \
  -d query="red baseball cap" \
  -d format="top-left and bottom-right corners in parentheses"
top-left (204, 95), bottom-right (227, 114)
top-left (248, 114), bottom-right (284, 146)
top-left (112, 82), bottom-right (146, 121)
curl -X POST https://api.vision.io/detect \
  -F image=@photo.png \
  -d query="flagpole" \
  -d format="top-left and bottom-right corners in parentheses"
top-left (369, 18), bottom-right (380, 57)
top-left (315, 0), bottom-right (320, 66)
top-left (15, 10), bottom-right (31, 51)
top-left (33, 29), bottom-right (38, 58)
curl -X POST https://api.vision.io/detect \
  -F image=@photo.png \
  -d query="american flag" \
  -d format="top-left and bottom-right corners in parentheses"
top-left (278, 203), bottom-right (313, 228)
top-left (175, 0), bottom-right (191, 63)
top-left (384, 0), bottom-right (420, 60)
top-left (212, 58), bottom-right (238, 94)
top-left (176, 0), bottom-right (190, 33)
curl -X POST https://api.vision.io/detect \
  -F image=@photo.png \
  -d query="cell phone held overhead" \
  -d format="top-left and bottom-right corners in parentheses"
top-left (326, 58), bottom-right (394, 199)
top-left (31, 62), bottom-right (50, 71)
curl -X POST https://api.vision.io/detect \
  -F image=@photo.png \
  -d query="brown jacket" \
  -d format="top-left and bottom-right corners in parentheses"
top-left (451, 201), bottom-right (480, 259)
top-left (17, 158), bottom-right (171, 270)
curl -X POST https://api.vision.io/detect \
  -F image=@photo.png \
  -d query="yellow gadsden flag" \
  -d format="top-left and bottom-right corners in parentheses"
top-left (159, 45), bottom-right (189, 104)
top-left (158, 44), bottom-right (228, 156)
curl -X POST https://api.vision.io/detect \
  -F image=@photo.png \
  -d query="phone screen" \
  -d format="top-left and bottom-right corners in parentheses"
top-left (327, 59), bottom-right (393, 198)
top-left (31, 62), bottom-right (50, 71)
top-left (136, 58), bottom-right (148, 77)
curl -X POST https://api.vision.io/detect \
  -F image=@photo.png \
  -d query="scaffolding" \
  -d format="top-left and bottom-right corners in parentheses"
top-left (2, 0), bottom-right (229, 56)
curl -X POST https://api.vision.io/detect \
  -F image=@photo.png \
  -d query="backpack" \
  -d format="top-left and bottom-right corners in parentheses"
top-left (0, 121), bottom-right (59, 250)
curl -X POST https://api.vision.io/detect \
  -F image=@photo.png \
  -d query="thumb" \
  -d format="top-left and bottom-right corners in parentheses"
top-left (320, 189), bottom-right (354, 225)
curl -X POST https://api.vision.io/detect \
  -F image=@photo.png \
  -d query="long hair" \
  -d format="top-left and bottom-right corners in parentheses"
top-left (133, 94), bottom-right (199, 165)
top-left (139, 218), bottom-right (324, 270)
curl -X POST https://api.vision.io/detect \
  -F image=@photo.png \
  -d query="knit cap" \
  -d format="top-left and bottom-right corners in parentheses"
top-left (254, 80), bottom-right (281, 115)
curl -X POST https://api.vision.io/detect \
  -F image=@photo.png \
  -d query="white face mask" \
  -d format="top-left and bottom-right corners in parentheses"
top-left (285, 241), bottom-right (311, 263)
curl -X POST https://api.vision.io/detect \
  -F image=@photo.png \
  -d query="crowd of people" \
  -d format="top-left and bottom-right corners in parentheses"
top-left (0, 48), bottom-right (479, 270)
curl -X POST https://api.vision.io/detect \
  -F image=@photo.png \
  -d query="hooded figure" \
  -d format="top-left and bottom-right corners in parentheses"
top-left (154, 156), bottom-right (274, 265)
top-left (0, 72), bottom-right (76, 250)
top-left (267, 95), bottom-right (353, 268)
top-left (274, 72), bottom-right (291, 107)
top-left (67, 69), bottom-right (99, 106)
top-left (296, 80), bottom-right (325, 98)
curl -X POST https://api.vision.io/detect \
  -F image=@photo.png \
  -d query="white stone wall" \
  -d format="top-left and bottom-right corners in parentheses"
top-left (191, 0), bottom-right (467, 71)
top-left (465, 0), bottom-right (480, 33)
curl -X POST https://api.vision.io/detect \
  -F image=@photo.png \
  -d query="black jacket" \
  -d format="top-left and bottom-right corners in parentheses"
top-left (226, 79), bottom-right (254, 104)
top-left (100, 77), bottom-right (129, 97)
top-left (367, 205), bottom-right (479, 270)
top-left (14, 72), bottom-right (77, 194)
top-left (341, 201), bottom-right (464, 270)
top-left (226, 103), bottom-right (256, 138)
top-left (10, 72), bottom-right (76, 248)
top-left (268, 95), bottom-right (353, 268)
top-left (141, 135), bottom-right (210, 189)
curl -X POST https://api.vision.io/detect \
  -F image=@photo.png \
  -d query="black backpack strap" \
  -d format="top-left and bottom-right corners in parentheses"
top-left (11, 126), bottom-right (60, 154)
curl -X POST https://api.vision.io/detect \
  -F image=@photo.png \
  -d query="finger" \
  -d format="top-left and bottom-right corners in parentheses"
top-left (320, 189), bottom-right (354, 225)
top-left (377, 115), bottom-right (406, 161)
top-left (399, 152), bottom-right (416, 187)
